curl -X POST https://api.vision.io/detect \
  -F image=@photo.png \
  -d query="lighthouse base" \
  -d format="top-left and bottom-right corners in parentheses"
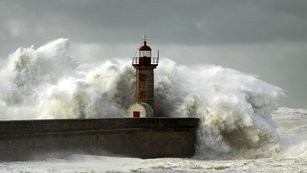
top-left (0, 118), bottom-right (199, 160)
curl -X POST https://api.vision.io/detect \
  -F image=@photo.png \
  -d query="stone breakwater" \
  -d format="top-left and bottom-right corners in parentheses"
top-left (0, 118), bottom-right (199, 161)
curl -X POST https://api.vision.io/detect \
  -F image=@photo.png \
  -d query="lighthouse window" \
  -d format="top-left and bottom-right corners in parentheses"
top-left (139, 50), bottom-right (151, 57)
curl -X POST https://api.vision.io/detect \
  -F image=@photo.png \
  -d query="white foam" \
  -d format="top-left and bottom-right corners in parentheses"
top-left (272, 107), bottom-right (307, 158)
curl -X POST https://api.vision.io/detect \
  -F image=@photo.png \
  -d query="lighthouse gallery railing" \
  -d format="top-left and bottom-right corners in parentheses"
top-left (132, 57), bottom-right (159, 65)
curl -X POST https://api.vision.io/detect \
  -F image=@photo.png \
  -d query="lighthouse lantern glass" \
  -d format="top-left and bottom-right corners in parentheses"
top-left (139, 50), bottom-right (151, 57)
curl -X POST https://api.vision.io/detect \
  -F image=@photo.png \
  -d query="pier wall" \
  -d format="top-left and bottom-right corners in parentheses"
top-left (0, 118), bottom-right (199, 160)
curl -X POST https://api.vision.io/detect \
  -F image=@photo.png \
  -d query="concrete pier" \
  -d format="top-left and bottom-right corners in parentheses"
top-left (0, 118), bottom-right (199, 160)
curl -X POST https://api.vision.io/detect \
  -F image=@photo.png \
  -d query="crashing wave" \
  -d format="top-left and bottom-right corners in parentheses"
top-left (0, 38), bottom-right (285, 159)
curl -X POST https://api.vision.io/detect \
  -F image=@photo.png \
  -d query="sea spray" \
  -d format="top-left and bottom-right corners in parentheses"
top-left (0, 38), bottom-right (285, 159)
top-left (155, 62), bottom-right (284, 158)
top-left (37, 62), bottom-right (135, 119)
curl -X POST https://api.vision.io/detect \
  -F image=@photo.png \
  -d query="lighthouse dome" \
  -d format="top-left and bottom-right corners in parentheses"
top-left (139, 41), bottom-right (152, 51)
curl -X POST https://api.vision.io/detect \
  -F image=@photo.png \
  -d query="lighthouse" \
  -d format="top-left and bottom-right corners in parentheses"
top-left (128, 38), bottom-right (159, 118)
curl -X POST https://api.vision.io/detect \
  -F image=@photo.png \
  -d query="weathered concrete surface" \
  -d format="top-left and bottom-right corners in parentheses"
top-left (0, 118), bottom-right (199, 161)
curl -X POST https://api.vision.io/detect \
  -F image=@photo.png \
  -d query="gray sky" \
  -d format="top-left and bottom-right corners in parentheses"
top-left (0, 0), bottom-right (306, 108)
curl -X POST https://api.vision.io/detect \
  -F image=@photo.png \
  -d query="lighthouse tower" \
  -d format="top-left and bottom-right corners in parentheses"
top-left (128, 38), bottom-right (159, 118)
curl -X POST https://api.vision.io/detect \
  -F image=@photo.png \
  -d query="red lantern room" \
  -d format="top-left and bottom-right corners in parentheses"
top-left (139, 41), bottom-right (151, 57)
top-left (132, 39), bottom-right (158, 66)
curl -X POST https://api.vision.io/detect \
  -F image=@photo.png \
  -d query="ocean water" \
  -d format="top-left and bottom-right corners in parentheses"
top-left (0, 39), bottom-right (306, 172)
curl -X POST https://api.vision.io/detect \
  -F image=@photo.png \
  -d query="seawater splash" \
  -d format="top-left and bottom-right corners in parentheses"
top-left (155, 60), bottom-right (284, 159)
top-left (0, 38), bottom-right (285, 159)
top-left (0, 38), bottom-right (134, 119)
top-left (0, 38), bottom-right (77, 119)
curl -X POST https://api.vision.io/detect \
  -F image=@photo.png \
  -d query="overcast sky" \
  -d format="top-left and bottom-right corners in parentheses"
top-left (0, 0), bottom-right (306, 108)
